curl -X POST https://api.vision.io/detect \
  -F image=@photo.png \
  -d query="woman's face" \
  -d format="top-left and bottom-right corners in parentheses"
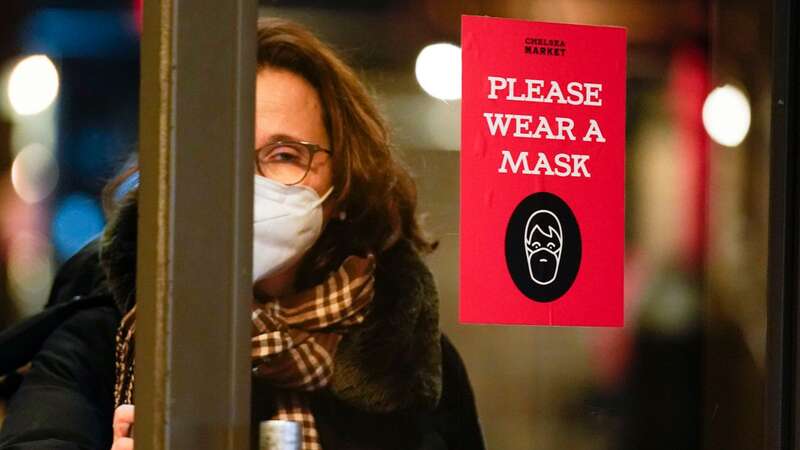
top-left (255, 67), bottom-right (334, 217)
top-left (253, 67), bottom-right (335, 297)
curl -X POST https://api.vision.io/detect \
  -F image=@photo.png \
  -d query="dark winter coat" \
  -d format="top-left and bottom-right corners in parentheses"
top-left (0, 196), bottom-right (485, 450)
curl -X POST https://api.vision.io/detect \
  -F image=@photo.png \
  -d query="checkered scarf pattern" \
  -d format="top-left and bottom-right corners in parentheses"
top-left (114, 307), bottom-right (136, 407)
top-left (114, 254), bottom-right (375, 450)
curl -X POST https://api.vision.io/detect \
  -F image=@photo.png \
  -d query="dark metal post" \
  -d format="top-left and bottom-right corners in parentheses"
top-left (766, 0), bottom-right (799, 448)
top-left (136, 0), bottom-right (255, 449)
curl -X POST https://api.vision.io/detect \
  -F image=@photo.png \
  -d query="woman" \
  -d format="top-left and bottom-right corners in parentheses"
top-left (0, 18), bottom-right (484, 450)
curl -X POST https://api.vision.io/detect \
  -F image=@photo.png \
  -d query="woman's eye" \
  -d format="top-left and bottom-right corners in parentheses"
top-left (547, 243), bottom-right (555, 249)
top-left (532, 242), bottom-right (541, 249)
top-left (267, 146), bottom-right (302, 163)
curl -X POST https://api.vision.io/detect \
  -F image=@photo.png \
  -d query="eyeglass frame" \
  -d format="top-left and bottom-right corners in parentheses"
top-left (254, 140), bottom-right (333, 186)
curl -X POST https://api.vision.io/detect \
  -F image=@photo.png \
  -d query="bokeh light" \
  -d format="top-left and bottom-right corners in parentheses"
top-left (51, 193), bottom-right (105, 260)
top-left (702, 84), bottom-right (751, 147)
top-left (7, 232), bottom-right (55, 316)
top-left (10, 143), bottom-right (59, 204)
top-left (415, 43), bottom-right (461, 101)
top-left (7, 55), bottom-right (60, 116)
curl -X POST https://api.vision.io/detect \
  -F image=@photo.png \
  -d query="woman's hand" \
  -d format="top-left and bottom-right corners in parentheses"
top-left (111, 404), bottom-right (135, 450)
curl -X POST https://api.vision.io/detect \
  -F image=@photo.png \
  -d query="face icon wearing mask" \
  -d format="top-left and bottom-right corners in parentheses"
top-left (524, 210), bottom-right (563, 285)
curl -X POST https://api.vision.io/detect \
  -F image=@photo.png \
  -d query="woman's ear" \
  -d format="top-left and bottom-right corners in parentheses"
top-left (331, 197), bottom-right (347, 221)
top-left (321, 198), bottom-right (345, 226)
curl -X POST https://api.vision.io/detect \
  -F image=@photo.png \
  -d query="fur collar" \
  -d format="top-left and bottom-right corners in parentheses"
top-left (98, 192), bottom-right (442, 413)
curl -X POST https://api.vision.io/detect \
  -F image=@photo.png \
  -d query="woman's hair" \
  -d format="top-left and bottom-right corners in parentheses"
top-left (104, 17), bottom-right (435, 288)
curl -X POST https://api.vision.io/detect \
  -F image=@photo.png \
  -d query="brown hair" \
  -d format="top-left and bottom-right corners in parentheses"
top-left (256, 18), bottom-right (435, 287)
top-left (104, 17), bottom-right (435, 288)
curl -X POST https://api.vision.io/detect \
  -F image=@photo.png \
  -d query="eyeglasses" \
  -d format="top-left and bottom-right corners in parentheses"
top-left (255, 140), bottom-right (333, 186)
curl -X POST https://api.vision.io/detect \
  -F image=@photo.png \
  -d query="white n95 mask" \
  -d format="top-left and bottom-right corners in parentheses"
top-left (253, 175), bottom-right (333, 283)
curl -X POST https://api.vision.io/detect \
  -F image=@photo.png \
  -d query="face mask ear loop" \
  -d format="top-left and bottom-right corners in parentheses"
top-left (310, 186), bottom-right (334, 210)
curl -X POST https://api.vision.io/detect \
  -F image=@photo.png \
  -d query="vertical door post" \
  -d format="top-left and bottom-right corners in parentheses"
top-left (136, 0), bottom-right (256, 449)
top-left (766, 0), bottom-right (799, 448)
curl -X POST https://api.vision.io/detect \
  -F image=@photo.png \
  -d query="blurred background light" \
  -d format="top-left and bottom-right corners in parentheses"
top-left (423, 100), bottom-right (460, 150)
top-left (10, 142), bottom-right (58, 203)
top-left (7, 55), bottom-right (59, 116)
top-left (21, 9), bottom-right (139, 58)
top-left (51, 193), bottom-right (105, 260)
top-left (9, 109), bottom-right (56, 157)
top-left (133, 0), bottom-right (144, 34)
top-left (6, 232), bottom-right (54, 316)
top-left (415, 43), bottom-right (461, 101)
top-left (702, 84), bottom-right (751, 147)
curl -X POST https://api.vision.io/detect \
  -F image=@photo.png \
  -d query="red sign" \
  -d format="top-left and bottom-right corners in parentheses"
top-left (459, 16), bottom-right (626, 327)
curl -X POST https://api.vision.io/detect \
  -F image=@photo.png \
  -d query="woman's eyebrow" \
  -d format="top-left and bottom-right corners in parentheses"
top-left (256, 133), bottom-right (305, 150)
top-left (266, 133), bottom-right (304, 143)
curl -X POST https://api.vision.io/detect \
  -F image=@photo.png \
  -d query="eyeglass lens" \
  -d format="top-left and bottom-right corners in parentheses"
top-left (256, 143), bottom-right (313, 185)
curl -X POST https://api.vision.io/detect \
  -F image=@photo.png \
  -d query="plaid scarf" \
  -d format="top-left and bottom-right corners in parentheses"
top-left (114, 255), bottom-right (376, 450)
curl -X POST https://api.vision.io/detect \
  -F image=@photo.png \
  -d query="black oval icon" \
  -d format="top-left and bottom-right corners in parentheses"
top-left (504, 191), bottom-right (581, 302)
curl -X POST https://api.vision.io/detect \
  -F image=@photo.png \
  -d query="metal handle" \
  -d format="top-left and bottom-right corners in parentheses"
top-left (259, 420), bottom-right (301, 450)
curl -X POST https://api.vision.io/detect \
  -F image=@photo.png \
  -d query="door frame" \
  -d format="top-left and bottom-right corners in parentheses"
top-left (766, 0), bottom-right (799, 448)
